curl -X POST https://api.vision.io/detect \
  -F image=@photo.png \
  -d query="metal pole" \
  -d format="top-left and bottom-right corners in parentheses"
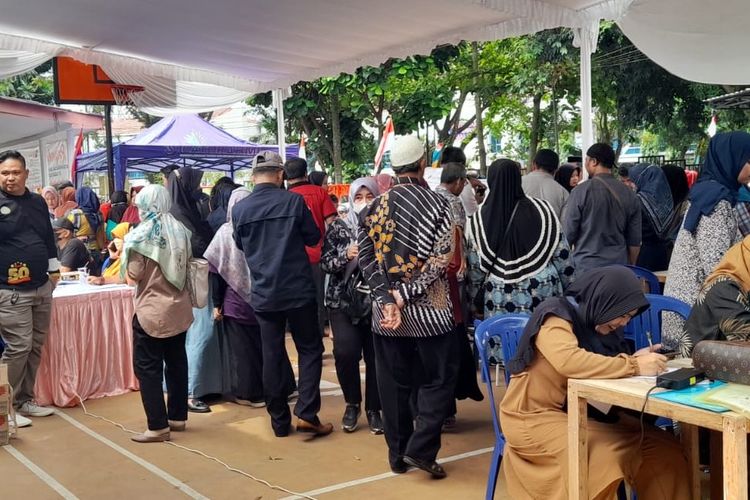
top-left (104, 105), bottom-right (115, 194)
top-left (574, 24), bottom-right (598, 181)
top-left (273, 88), bottom-right (287, 161)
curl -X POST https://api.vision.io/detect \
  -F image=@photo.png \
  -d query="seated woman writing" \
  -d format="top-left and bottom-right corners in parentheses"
top-left (679, 235), bottom-right (750, 357)
top-left (500, 266), bottom-right (689, 500)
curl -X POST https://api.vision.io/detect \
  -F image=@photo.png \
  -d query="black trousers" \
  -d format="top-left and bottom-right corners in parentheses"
top-left (224, 317), bottom-right (297, 402)
top-left (132, 316), bottom-right (188, 431)
top-left (373, 331), bottom-right (459, 466)
top-left (329, 309), bottom-right (380, 412)
top-left (255, 301), bottom-right (324, 435)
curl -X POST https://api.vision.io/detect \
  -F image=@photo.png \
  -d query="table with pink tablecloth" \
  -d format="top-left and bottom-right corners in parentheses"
top-left (35, 283), bottom-right (139, 407)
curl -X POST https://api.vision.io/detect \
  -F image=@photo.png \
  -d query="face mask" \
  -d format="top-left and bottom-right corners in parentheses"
top-left (353, 201), bottom-right (367, 214)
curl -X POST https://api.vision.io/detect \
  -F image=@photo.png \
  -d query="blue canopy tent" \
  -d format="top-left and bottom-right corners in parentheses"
top-left (75, 114), bottom-right (299, 190)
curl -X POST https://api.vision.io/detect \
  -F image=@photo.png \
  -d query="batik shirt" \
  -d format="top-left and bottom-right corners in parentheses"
top-left (358, 179), bottom-right (455, 337)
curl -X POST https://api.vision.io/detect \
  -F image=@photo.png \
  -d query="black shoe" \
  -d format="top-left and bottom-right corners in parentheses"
top-left (342, 404), bottom-right (361, 433)
top-left (187, 398), bottom-right (211, 413)
top-left (390, 457), bottom-right (408, 474)
top-left (367, 410), bottom-right (384, 435)
top-left (403, 456), bottom-right (447, 479)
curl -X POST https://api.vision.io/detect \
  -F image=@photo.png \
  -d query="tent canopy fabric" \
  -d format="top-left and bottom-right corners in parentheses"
top-left (76, 114), bottom-right (298, 189)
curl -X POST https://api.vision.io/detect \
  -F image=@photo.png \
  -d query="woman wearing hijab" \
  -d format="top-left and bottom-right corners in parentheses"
top-left (205, 188), bottom-right (297, 408)
top-left (628, 164), bottom-right (677, 271)
top-left (308, 171), bottom-right (328, 189)
top-left (500, 266), bottom-right (689, 500)
top-left (663, 131), bottom-right (750, 347)
top-left (121, 186), bottom-right (144, 224)
top-left (320, 177), bottom-right (383, 434)
top-left (466, 159), bottom-right (575, 323)
top-left (89, 222), bottom-right (130, 285)
top-left (104, 191), bottom-right (129, 240)
top-left (120, 184), bottom-right (193, 443)
top-left (41, 186), bottom-right (59, 220)
top-left (553, 163), bottom-right (581, 192)
top-left (54, 186), bottom-right (78, 218)
top-left (206, 177), bottom-right (239, 233)
top-left (661, 164), bottom-right (690, 242)
top-left (681, 236), bottom-right (750, 357)
top-left (169, 166), bottom-right (223, 413)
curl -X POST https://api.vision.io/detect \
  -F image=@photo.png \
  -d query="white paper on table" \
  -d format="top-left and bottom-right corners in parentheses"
top-left (628, 366), bottom-right (679, 382)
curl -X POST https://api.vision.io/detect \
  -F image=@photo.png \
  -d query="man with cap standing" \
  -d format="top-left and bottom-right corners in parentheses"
top-left (563, 142), bottom-right (642, 275)
top-left (358, 135), bottom-right (459, 478)
top-left (232, 152), bottom-right (333, 438)
top-left (0, 150), bottom-right (61, 429)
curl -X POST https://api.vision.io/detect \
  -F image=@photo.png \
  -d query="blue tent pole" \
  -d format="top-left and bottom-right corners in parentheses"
top-left (104, 105), bottom-right (115, 195)
top-left (230, 161), bottom-right (235, 180)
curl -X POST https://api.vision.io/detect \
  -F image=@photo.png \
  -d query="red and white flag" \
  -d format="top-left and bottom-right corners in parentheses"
top-left (70, 128), bottom-right (84, 185)
top-left (707, 114), bottom-right (718, 137)
top-left (374, 116), bottom-right (395, 169)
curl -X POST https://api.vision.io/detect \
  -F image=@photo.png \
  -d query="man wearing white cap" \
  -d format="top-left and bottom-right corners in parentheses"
top-left (358, 135), bottom-right (459, 478)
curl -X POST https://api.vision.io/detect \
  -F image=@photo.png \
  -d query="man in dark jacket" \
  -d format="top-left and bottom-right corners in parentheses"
top-left (233, 152), bottom-right (333, 438)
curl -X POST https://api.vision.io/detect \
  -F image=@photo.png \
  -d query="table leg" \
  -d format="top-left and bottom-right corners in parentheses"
top-left (723, 416), bottom-right (748, 500)
top-left (568, 384), bottom-right (588, 500)
top-left (681, 423), bottom-right (701, 500)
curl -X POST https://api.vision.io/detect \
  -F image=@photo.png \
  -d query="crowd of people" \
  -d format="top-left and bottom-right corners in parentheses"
top-left (1, 129), bottom-right (750, 495)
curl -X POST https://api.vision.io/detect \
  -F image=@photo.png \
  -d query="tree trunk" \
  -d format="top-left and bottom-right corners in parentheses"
top-left (551, 88), bottom-right (559, 153)
top-left (330, 93), bottom-right (343, 183)
top-left (529, 92), bottom-right (543, 166)
top-left (472, 43), bottom-right (487, 176)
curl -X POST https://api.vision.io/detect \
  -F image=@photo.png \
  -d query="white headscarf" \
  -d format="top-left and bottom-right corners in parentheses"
top-left (120, 184), bottom-right (192, 290)
top-left (204, 187), bottom-right (253, 304)
top-left (345, 177), bottom-right (380, 233)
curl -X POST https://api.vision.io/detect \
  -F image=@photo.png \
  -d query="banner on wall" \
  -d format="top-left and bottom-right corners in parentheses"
top-left (43, 132), bottom-right (70, 186)
top-left (14, 141), bottom-right (43, 192)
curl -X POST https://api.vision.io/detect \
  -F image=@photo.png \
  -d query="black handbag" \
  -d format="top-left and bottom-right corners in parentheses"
top-left (339, 258), bottom-right (372, 325)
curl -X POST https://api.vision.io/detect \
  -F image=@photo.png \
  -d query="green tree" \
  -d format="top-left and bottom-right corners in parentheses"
top-left (0, 61), bottom-right (54, 104)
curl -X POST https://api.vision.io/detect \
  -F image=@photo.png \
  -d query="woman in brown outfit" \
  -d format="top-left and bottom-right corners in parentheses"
top-left (500, 266), bottom-right (690, 499)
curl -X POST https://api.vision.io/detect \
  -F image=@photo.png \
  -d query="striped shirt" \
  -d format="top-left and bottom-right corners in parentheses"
top-left (358, 179), bottom-right (455, 338)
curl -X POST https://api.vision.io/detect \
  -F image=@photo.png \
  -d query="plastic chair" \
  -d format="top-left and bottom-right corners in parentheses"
top-left (626, 265), bottom-right (661, 294)
top-left (627, 294), bottom-right (691, 351)
top-left (474, 314), bottom-right (529, 500)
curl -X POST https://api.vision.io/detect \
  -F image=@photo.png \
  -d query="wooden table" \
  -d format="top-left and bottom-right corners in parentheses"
top-left (654, 270), bottom-right (667, 283)
top-left (567, 365), bottom-right (749, 500)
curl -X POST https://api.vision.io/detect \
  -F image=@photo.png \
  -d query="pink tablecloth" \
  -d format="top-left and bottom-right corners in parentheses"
top-left (35, 284), bottom-right (139, 407)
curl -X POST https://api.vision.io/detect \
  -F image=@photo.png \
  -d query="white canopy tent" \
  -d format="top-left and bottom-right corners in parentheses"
top-left (0, 0), bottom-right (748, 157)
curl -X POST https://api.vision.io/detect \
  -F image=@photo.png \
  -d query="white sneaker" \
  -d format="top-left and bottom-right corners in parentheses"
top-left (10, 414), bottom-right (32, 429)
top-left (18, 401), bottom-right (55, 417)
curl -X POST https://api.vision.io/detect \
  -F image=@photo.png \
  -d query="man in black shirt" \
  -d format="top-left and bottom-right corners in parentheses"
top-left (233, 152), bottom-right (332, 438)
top-left (53, 218), bottom-right (91, 272)
top-left (0, 150), bottom-right (61, 428)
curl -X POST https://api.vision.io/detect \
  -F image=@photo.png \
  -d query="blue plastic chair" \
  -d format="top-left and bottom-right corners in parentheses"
top-left (626, 265), bottom-right (662, 294)
top-left (474, 314), bottom-right (529, 500)
top-left (627, 293), bottom-right (691, 351)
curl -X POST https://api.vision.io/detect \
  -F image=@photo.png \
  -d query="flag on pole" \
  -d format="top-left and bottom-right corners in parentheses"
top-left (707, 114), bottom-right (718, 137)
top-left (299, 133), bottom-right (307, 160)
top-left (374, 117), bottom-right (395, 169)
top-left (70, 128), bottom-right (84, 186)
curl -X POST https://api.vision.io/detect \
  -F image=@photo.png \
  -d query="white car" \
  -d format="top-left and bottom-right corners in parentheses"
top-left (618, 145), bottom-right (642, 164)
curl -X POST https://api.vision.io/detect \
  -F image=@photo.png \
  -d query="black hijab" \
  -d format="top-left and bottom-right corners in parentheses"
top-left (168, 166), bottom-right (214, 257)
top-left (661, 164), bottom-right (690, 208)
top-left (108, 190), bottom-right (128, 224)
top-left (207, 177), bottom-right (239, 233)
top-left (508, 266), bottom-right (650, 375)
top-left (554, 163), bottom-right (580, 193)
top-left (481, 159), bottom-right (542, 260)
